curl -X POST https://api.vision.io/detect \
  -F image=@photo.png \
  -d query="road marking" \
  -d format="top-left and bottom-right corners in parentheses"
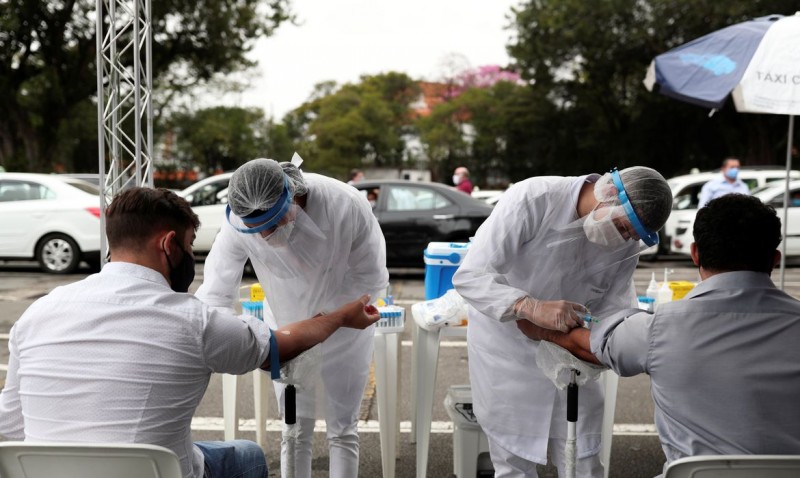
top-left (401, 340), bottom-right (466, 347)
top-left (190, 418), bottom-right (658, 436)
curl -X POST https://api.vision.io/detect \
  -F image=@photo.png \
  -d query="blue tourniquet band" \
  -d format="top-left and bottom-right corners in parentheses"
top-left (268, 329), bottom-right (280, 380)
top-left (610, 168), bottom-right (659, 247)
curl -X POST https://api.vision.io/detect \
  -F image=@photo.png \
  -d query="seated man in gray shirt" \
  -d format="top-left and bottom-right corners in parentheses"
top-left (517, 193), bottom-right (800, 466)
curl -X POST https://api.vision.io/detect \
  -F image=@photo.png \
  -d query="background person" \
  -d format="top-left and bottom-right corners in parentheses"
top-left (517, 193), bottom-right (800, 469)
top-left (347, 168), bottom-right (364, 185)
top-left (453, 166), bottom-right (473, 194)
top-left (453, 167), bottom-right (672, 477)
top-left (697, 157), bottom-right (749, 208)
top-left (195, 156), bottom-right (388, 478)
top-left (0, 187), bottom-right (381, 478)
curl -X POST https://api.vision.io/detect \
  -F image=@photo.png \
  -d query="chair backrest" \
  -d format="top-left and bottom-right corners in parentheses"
top-left (0, 442), bottom-right (182, 478)
top-left (664, 455), bottom-right (800, 478)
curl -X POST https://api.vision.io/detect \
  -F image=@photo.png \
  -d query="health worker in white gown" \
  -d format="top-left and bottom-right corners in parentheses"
top-left (453, 167), bottom-right (672, 477)
top-left (196, 155), bottom-right (388, 478)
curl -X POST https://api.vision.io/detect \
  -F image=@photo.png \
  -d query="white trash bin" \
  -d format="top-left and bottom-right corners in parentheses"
top-left (444, 385), bottom-right (493, 478)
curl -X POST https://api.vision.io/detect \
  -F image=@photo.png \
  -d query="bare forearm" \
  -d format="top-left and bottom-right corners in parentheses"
top-left (517, 320), bottom-right (601, 365)
top-left (550, 328), bottom-right (601, 365)
top-left (263, 313), bottom-right (345, 368)
top-left (259, 294), bottom-right (378, 371)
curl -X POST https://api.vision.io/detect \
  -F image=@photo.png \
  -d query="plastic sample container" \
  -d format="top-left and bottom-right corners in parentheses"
top-left (424, 242), bottom-right (470, 300)
top-left (444, 385), bottom-right (492, 478)
top-left (668, 281), bottom-right (695, 300)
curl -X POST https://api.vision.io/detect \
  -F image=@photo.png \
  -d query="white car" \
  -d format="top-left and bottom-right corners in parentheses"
top-left (664, 167), bottom-right (800, 256)
top-left (177, 173), bottom-right (233, 253)
top-left (470, 189), bottom-right (504, 206)
top-left (0, 173), bottom-right (102, 273)
top-left (670, 179), bottom-right (800, 257)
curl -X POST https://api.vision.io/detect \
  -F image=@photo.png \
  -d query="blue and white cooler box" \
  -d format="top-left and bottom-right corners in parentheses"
top-left (424, 242), bottom-right (470, 300)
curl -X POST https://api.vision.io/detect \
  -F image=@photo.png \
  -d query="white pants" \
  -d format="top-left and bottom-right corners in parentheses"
top-left (488, 437), bottom-right (604, 478)
top-left (280, 417), bottom-right (359, 478)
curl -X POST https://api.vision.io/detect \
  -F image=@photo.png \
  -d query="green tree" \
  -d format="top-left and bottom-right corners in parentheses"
top-left (169, 106), bottom-right (270, 174)
top-left (507, 0), bottom-right (799, 177)
top-left (0, 0), bottom-right (292, 172)
top-left (285, 72), bottom-right (420, 177)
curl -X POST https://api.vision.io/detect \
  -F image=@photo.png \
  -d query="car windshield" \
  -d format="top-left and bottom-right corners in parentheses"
top-left (63, 179), bottom-right (100, 195)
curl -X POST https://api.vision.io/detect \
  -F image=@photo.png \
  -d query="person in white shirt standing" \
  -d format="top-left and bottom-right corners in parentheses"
top-left (453, 167), bottom-right (672, 477)
top-left (196, 155), bottom-right (388, 478)
top-left (0, 187), bottom-right (380, 478)
top-left (697, 158), bottom-right (750, 208)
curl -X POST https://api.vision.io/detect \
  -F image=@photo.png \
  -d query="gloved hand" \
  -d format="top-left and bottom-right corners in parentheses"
top-left (513, 296), bottom-right (586, 332)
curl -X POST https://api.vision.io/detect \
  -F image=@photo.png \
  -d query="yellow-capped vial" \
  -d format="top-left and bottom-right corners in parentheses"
top-left (250, 283), bottom-right (265, 302)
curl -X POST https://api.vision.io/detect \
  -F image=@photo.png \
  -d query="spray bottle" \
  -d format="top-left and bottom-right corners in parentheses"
top-left (646, 272), bottom-right (659, 303)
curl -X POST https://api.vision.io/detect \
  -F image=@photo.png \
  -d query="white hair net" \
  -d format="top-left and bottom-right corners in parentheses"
top-left (228, 154), bottom-right (309, 217)
top-left (593, 166), bottom-right (672, 235)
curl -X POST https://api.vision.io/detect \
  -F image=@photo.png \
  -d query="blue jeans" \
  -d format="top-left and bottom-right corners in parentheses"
top-left (195, 440), bottom-right (267, 478)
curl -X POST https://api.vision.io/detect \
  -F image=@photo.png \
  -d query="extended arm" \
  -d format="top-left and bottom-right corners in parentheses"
top-left (516, 320), bottom-right (600, 364)
top-left (261, 294), bottom-right (379, 370)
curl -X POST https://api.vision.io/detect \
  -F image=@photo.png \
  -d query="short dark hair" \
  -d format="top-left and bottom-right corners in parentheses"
top-left (106, 187), bottom-right (199, 251)
top-left (349, 169), bottom-right (362, 180)
top-left (693, 194), bottom-right (780, 273)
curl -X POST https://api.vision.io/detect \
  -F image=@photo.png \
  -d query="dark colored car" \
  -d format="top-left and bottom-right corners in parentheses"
top-left (353, 180), bottom-right (493, 267)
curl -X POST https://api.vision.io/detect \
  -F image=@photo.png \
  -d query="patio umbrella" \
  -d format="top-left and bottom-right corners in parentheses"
top-left (643, 12), bottom-right (800, 287)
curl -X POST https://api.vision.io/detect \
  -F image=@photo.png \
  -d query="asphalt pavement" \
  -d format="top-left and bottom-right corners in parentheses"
top-left (3, 256), bottom-right (797, 477)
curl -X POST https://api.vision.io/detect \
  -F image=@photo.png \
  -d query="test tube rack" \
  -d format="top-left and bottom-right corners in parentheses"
top-left (376, 305), bottom-right (405, 334)
top-left (241, 301), bottom-right (264, 321)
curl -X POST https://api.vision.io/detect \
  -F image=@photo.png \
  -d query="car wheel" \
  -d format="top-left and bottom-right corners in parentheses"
top-left (36, 233), bottom-right (81, 274)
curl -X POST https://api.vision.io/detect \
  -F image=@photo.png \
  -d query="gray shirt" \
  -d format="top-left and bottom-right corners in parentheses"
top-left (590, 271), bottom-right (800, 463)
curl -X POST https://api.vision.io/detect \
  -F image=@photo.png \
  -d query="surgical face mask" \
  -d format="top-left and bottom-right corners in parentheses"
top-left (264, 220), bottom-right (295, 248)
top-left (583, 207), bottom-right (627, 248)
top-left (725, 167), bottom-right (739, 180)
top-left (452, 175), bottom-right (461, 185)
top-left (164, 239), bottom-right (195, 293)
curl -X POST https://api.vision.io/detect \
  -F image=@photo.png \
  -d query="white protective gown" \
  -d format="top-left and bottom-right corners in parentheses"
top-left (196, 173), bottom-right (389, 425)
top-left (452, 175), bottom-right (638, 465)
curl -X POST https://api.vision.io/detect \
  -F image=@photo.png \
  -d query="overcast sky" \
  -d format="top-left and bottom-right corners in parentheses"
top-left (216, 0), bottom-right (520, 119)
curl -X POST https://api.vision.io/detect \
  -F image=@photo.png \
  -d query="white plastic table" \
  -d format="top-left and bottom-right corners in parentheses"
top-left (222, 322), bottom-right (405, 478)
top-left (222, 371), bottom-right (269, 450)
top-left (410, 308), bottom-right (467, 478)
top-left (373, 325), bottom-right (402, 478)
top-left (409, 306), bottom-right (618, 478)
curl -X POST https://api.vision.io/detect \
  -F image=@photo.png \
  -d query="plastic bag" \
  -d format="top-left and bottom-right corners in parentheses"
top-left (411, 289), bottom-right (469, 331)
top-left (535, 341), bottom-right (606, 390)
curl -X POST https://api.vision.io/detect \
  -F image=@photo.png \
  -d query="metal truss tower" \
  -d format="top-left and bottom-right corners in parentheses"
top-left (95, 0), bottom-right (154, 261)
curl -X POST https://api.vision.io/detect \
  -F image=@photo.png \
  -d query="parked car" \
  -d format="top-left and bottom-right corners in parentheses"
top-left (660, 167), bottom-right (800, 257)
top-left (177, 172), bottom-right (233, 253)
top-left (671, 179), bottom-right (800, 257)
top-left (354, 180), bottom-right (493, 267)
top-left (0, 173), bottom-right (102, 273)
top-left (470, 189), bottom-right (505, 206)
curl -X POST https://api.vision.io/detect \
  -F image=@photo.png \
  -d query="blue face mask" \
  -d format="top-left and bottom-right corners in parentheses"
top-left (725, 167), bottom-right (739, 180)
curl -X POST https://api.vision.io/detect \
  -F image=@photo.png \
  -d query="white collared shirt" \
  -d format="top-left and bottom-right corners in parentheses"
top-left (0, 262), bottom-right (271, 478)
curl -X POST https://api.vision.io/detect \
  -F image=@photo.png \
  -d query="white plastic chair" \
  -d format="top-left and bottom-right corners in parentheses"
top-left (664, 455), bottom-right (800, 478)
top-left (0, 442), bottom-right (182, 478)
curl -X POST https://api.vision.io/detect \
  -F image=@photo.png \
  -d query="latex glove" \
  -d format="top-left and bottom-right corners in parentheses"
top-left (513, 296), bottom-right (585, 332)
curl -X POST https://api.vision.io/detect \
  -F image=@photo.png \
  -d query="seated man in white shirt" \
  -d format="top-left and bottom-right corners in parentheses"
top-left (517, 193), bottom-right (800, 470)
top-left (0, 187), bottom-right (380, 478)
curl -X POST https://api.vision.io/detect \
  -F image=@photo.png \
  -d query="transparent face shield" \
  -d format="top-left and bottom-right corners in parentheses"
top-left (225, 183), bottom-right (327, 280)
top-left (552, 169), bottom-right (660, 257)
top-left (473, 171), bottom-right (659, 318)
